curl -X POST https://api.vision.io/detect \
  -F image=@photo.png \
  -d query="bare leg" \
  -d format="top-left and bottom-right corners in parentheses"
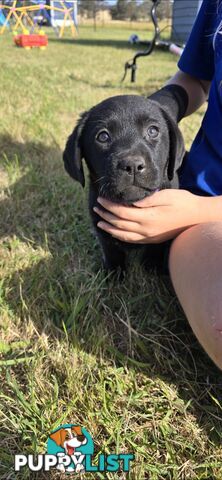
top-left (169, 222), bottom-right (222, 370)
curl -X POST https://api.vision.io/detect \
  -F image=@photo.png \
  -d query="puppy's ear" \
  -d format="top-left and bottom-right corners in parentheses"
top-left (149, 85), bottom-right (188, 123)
top-left (49, 429), bottom-right (63, 446)
top-left (63, 111), bottom-right (89, 187)
top-left (160, 107), bottom-right (185, 181)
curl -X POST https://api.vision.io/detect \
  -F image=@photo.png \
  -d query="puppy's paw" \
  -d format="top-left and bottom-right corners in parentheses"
top-left (102, 260), bottom-right (126, 282)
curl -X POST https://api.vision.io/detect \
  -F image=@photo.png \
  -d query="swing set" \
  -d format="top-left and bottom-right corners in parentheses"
top-left (0, 0), bottom-right (78, 37)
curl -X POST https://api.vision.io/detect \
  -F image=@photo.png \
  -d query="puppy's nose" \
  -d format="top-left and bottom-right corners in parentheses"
top-left (117, 158), bottom-right (146, 175)
top-left (77, 435), bottom-right (85, 442)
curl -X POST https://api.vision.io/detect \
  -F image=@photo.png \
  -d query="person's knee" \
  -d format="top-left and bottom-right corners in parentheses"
top-left (169, 221), bottom-right (222, 277)
top-left (169, 221), bottom-right (222, 343)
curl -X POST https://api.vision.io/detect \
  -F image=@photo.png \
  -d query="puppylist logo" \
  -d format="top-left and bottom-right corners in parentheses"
top-left (14, 423), bottom-right (134, 474)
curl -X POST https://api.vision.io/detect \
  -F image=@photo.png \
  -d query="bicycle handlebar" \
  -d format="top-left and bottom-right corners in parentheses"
top-left (121, 0), bottom-right (161, 83)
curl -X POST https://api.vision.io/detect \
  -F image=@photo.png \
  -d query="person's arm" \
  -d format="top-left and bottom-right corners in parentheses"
top-left (148, 70), bottom-right (211, 124)
top-left (166, 70), bottom-right (211, 117)
top-left (152, 0), bottom-right (215, 120)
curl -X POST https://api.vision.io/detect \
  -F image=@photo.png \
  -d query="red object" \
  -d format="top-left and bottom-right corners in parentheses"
top-left (14, 34), bottom-right (48, 48)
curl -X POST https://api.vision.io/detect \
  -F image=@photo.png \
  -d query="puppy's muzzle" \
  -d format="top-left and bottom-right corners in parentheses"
top-left (117, 157), bottom-right (146, 177)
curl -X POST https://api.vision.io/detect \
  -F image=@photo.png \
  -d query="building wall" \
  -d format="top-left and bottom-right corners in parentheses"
top-left (171, 0), bottom-right (202, 44)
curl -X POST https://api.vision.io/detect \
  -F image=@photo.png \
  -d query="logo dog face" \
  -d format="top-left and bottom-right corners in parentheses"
top-left (50, 425), bottom-right (87, 456)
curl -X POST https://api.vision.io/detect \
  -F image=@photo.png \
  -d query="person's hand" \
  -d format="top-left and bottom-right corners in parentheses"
top-left (93, 189), bottom-right (204, 244)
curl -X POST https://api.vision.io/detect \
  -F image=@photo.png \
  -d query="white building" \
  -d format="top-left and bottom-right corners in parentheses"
top-left (171, 0), bottom-right (203, 44)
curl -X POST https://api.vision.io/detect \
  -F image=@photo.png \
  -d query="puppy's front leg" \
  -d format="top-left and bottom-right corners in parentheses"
top-left (96, 229), bottom-right (126, 275)
top-left (89, 186), bottom-right (126, 275)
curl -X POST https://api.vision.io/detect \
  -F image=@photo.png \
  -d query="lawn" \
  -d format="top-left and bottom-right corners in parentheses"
top-left (0, 23), bottom-right (222, 479)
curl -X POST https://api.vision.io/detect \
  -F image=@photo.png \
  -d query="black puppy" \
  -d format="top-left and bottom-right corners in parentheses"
top-left (63, 91), bottom-right (186, 273)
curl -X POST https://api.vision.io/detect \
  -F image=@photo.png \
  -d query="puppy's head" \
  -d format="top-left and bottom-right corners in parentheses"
top-left (50, 426), bottom-right (87, 454)
top-left (63, 95), bottom-right (184, 204)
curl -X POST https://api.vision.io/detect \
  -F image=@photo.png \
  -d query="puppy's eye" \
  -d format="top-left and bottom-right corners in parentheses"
top-left (96, 130), bottom-right (110, 143)
top-left (147, 126), bottom-right (159, 138)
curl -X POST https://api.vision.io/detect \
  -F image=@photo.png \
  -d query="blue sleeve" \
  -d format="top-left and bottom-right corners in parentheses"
top-left (178, 0), bottom-right (217, 81)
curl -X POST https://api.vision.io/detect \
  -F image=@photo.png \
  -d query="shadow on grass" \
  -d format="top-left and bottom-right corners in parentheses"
top-left (1, 133), bottom-right (222, 445)
top-left (67, 73), bottom-right (171, 94)
top-left (49, 37), bottom-right (146, 50)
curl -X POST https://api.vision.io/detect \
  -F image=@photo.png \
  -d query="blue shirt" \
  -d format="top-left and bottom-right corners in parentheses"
top-left (178, 0), bottom-right (222, 196)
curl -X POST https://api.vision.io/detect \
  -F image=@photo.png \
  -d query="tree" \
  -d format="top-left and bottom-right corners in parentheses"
top-left (78, 0), bottom-right (107, 19)
top-left (111, 0), bottom-right (131, 21)
top-left (110, 0), bottom-right (172, 22)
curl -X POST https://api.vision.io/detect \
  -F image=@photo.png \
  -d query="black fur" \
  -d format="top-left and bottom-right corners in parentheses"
top-left (63, 94), bottom-right (185, 273)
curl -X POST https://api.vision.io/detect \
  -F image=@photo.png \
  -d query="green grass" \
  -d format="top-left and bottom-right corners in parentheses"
top-left (0, 24), bottom-right (222, 479)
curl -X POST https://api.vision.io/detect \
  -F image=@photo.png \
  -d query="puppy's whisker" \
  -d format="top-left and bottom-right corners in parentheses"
top-left (99, 181), bottom-right (112, 198)
top-left (94, 175), bottom-right (106, 185)
top-left (98, 184), bottom-right (106, 197)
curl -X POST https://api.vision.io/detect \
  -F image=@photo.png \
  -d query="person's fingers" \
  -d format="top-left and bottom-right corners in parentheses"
top-left (132, 190), bottom-right (172, 207)
top-left (97, 197), bottom-right (142, 221)
top-left (97, 221), bottom-right (147, 243)
top-left (93, 207), bottom-right (142, 232)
